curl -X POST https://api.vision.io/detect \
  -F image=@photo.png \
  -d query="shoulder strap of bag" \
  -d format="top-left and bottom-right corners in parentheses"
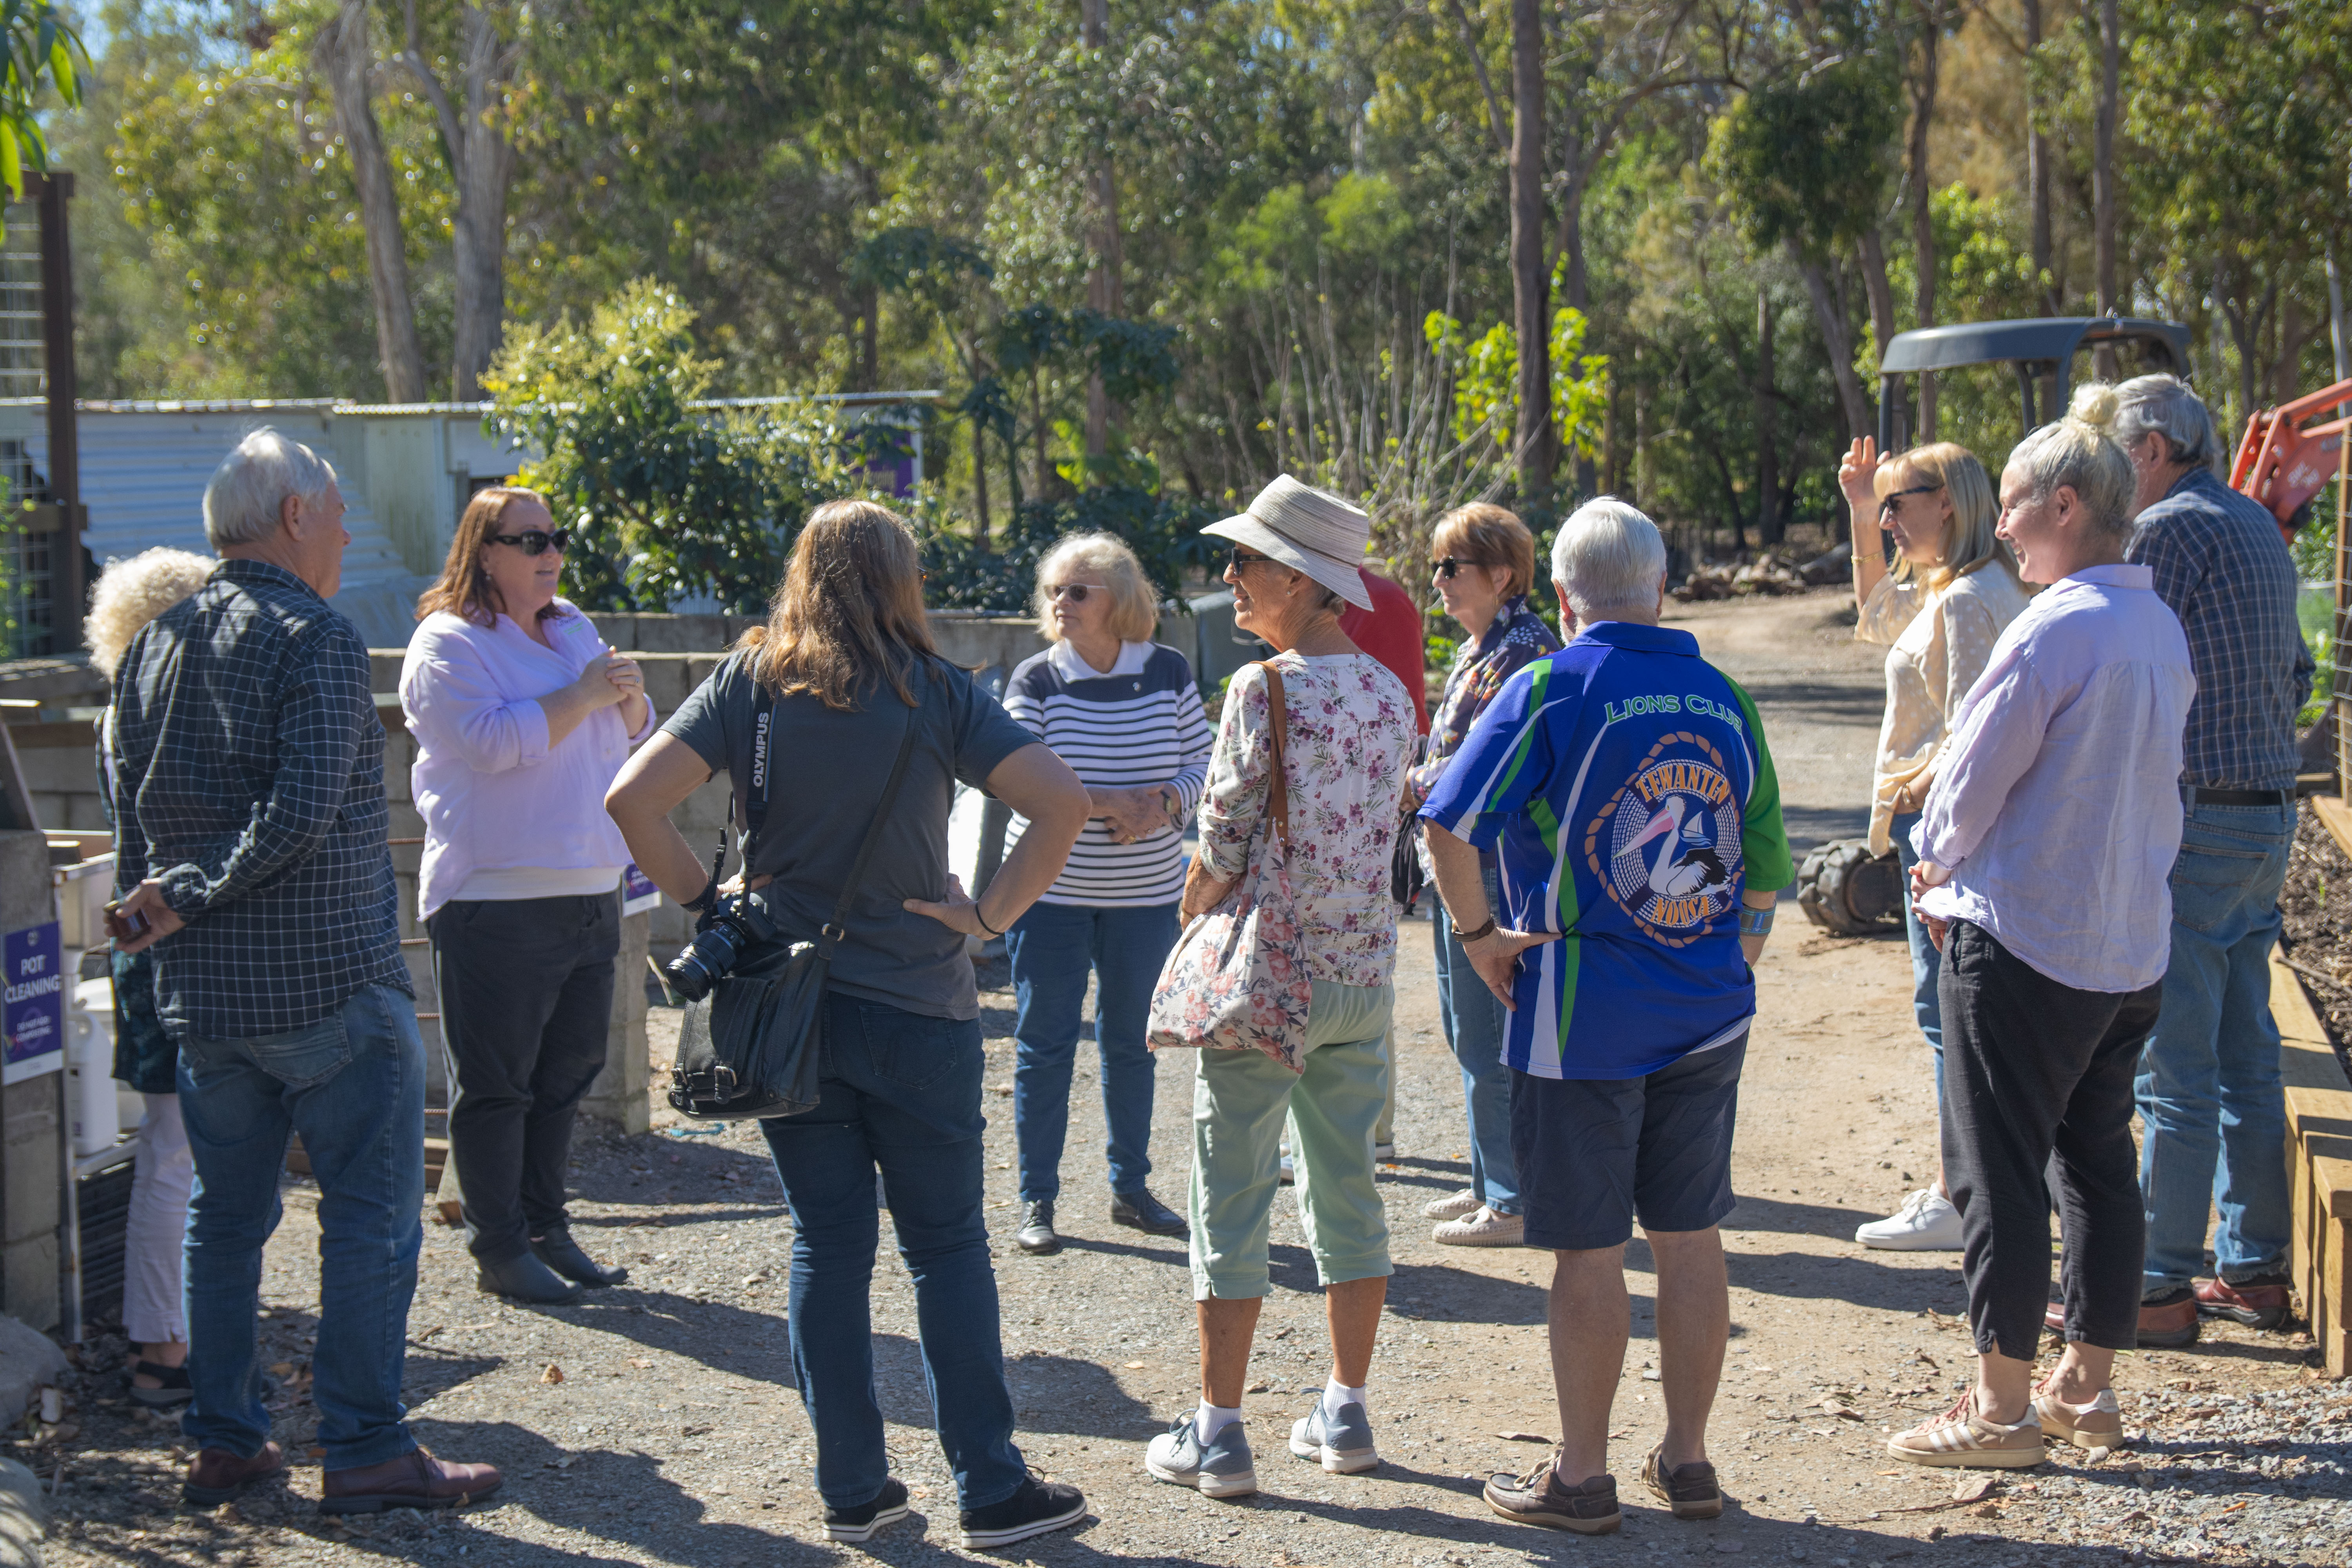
top-left (1259, 660), bottom-right (1290, 844)
top-left (817, 688), bottom-right (923, 959)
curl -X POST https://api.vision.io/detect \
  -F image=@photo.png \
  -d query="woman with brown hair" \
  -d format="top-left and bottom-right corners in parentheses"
top-left (605, 499), bottom-right (1094, 1549)
top-left (401, 486), bottom-right (653, 1306)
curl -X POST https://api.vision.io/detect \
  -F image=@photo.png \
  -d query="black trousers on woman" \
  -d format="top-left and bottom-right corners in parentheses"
top-left (429, 892), bottom-right (620, 1263)
top-left (1937, 918), bottom-right (2162, 1362)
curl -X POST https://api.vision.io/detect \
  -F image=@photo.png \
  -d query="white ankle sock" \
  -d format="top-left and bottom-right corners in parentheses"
top-left (1321, 1377), bottom-right (1367, 1422)
top-left (1194, 1401), bottom-right (1241, 1443)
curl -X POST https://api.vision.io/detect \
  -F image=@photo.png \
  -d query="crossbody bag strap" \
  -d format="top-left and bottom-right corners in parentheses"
top-left (816, 694), bottom-right (923, 960)
top-left (1259, 661), bottom-right (1290, 844)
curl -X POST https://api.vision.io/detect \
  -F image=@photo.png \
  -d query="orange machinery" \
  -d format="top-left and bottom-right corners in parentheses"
top-left (2230, 377), bottom-right (2352, 543)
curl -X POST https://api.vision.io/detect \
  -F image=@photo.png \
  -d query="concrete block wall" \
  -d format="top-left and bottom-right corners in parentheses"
top-left (0, 831), bottom-right (60, 1332)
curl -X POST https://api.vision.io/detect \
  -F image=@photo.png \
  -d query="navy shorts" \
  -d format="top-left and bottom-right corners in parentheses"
top-left (1510, 1031), bottom-right (1748, 1251)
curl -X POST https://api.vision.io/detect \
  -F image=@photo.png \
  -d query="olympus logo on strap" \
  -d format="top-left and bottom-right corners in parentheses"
top-left (751, 709), bottom-right (771, 793)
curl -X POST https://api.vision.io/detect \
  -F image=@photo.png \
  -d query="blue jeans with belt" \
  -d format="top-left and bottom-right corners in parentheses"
top-left (1004, 898), bottom-right (1180, 1204)
top-left (1890, 811), bottom-right (1944, 1096)
top-left (760, 993), bottom-right (1028, 1511)
top-left (1430, 864), bottom-right (1521, 1216)
top-left (2138, 797), bottom-right (2296, 1293)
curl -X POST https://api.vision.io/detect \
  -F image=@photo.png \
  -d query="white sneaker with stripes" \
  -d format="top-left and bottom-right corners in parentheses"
top-left (1887, 1391), bottom-right (2046, 1468)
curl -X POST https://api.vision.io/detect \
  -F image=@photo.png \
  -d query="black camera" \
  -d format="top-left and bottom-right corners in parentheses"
top-left (663, 891), bottom-right (777, 1003)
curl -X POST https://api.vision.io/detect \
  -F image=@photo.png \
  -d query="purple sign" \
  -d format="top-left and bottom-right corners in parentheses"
top-left (621, 863), bottom-right (662, 918)
top-left (3, 922), bottom-right (63, 1084)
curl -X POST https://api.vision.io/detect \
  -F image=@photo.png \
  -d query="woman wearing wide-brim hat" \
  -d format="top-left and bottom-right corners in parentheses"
top-left (1143, 475), bottom-right (1419, 1497)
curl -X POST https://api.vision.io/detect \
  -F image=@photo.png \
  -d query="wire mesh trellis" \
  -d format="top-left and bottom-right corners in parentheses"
top-left (0, 201), bottom-right (48, 656)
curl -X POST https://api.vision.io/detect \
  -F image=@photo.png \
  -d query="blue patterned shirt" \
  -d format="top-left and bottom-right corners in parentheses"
top-left (2125, 468), bottom-right (2314, 791)
top-left (110, 558), bottom-right (409, 1040)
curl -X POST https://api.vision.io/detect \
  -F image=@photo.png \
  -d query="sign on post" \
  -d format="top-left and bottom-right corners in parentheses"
top-left (3, 922), bottom-right (64, 1084)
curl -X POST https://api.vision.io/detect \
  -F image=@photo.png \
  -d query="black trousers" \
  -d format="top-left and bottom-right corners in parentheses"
top-left (1938, 919), bottom-right (2161, 1361)
top-left (429, 892), bottom-right (620, 1262)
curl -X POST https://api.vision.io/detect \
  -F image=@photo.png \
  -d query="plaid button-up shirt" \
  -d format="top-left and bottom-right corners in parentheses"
top-left (111, 558), bottom-right (410, 1040)
top-left (2125, 467), bottom-right (2314, 793)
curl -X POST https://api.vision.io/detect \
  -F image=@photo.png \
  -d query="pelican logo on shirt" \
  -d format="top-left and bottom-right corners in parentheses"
top-left (1583, 733), bottom-right (1741, 945)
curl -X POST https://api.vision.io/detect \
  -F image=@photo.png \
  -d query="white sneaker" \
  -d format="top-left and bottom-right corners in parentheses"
top-left (1855, 1187), bottom-right (1964, 1251)
top-left (1432, 1207), bottom-right (1525, 1247)
top-left (1374, 1142), bottom-right (1397, 1162)
top-left (1424, 1188), bottom-right (1481, 1220)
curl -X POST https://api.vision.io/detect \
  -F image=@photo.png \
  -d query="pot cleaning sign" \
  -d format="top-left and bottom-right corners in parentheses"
top-left (3, 922), bottom-right (64, 1085)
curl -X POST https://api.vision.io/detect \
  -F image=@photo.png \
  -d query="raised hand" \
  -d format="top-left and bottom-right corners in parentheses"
top-left (1838, 435), bottom-right (1883, 516)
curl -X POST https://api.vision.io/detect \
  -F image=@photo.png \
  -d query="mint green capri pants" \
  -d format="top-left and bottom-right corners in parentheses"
top-left (1188, 980), bottom-right (1396, 1299)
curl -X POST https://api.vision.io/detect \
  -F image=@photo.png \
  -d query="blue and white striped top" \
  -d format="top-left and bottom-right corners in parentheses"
top-left (1004, 640), bottom-right (1213, 907)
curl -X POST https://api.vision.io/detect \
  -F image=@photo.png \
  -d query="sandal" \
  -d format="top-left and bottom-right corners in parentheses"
top-left (128, 1358), bottom-right (193, 1409)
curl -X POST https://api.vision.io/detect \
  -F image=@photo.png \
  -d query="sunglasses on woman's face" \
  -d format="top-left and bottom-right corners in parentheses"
top-left (1433, 557), bottom-right (1494, 580)
top-left (1047, 583), bottom-right (1105, 603)
top-left (1878, 485), bottom-right (1942, 519)
top-left (1227, 547), bottom-right (1274, 573)
top-left (490, 528), bottom-right (572, 556)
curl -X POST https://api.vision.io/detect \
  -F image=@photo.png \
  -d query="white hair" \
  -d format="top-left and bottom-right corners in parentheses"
top-left (2095, 373), bottom-right (2221, 471)
top-left (1550, 497), bottom-right (1668, 619)
top-left (202, 428), bottom-right (338, 550)
top-left (84, 548), bottom-right (215, 678)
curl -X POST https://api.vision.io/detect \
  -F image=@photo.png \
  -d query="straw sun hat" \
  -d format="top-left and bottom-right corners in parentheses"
top-left (1201, 474), bottom-right (1374, 612)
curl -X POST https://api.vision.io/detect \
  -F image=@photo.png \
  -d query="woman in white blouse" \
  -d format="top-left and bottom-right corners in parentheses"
top-left (1839, 439), bottom-right (2031, 1252)
top-left (401, 487), bottom-right (655, 1305)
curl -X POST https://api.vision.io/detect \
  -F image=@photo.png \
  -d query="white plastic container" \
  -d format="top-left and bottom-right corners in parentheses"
top-left (65, 976), bottom-right (128, 1156)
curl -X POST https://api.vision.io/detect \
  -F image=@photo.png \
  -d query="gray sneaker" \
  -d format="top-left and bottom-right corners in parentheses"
top-left (1145, 1414), bottom-right (1258, 1498)
top-left (1290, 1396), bottom-right (1379, 1473)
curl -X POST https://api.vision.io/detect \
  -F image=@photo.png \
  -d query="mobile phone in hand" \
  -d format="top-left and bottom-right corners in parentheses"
top-left (103, 901), bottom-right (151, 941)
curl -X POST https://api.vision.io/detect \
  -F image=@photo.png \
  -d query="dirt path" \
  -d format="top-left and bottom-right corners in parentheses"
top-left (27, 592), bottom-right (2351, 1568)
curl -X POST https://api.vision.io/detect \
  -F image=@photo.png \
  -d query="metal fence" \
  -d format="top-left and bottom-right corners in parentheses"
top-left (0, 201), bottom-right (48, 656)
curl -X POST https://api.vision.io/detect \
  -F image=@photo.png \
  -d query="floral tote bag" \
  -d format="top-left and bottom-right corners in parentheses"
top-left (1146, 662), bottom-right (1315, 1072)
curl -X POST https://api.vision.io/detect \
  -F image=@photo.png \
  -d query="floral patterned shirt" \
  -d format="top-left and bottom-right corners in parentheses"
top-left (1409, 595), bottom-right (1561, 869)
top-left (1199, 652), bottom-right (1419, 988)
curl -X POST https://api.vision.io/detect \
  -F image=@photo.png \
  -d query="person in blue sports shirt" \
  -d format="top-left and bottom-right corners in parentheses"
top-left (1419, 498), bottom-right (1793, 1538)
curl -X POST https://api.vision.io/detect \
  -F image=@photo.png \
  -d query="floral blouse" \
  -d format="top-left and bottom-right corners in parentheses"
top-left (1855, 563), bottom-right (2031, 856)
top-left (1409, 595), bottom-right (1561, 867)
top-left (1199, 652), bottom-right (1419, 988)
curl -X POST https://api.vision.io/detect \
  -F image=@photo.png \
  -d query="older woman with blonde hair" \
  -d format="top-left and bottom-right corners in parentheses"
top-left (1837, 438), bottom-right (2031, 1252)
top-left (996, 533), bottom-right (1212, 1255)
top-left (87, 547), bottom-right (218, 1409)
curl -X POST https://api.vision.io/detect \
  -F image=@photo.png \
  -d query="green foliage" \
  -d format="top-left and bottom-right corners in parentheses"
top-left (1708, 54), bottom-right (1904, 263)
top-left (482, 281), bottom-right (861, 613)
top-left (0, 0), bottom-right (86, 205)
top-left (1423, 306), bottom-right (1610, 463)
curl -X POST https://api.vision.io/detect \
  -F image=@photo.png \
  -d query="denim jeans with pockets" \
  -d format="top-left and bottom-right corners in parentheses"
top-left (2138, 798), bottom-right (2296, 1293)
top-left (176, 983), bottom-right (426, 1471)
top-left (1430, 864), bottom-right (1520, 1214)
top-left (760, 991), bottom-right (1028, 1511)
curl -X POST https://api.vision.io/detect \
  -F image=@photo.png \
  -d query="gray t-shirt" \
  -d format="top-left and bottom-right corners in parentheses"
top-left (662, 651), bottom-right (1036, 1020)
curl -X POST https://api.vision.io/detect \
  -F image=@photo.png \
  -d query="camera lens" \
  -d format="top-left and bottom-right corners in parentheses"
top-left (664, 950), bottom-right (717, 1004)
top-left (662, 919), bottom-right (744, 1004)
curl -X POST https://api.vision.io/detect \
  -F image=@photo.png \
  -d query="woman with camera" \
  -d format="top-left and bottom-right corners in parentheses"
top-left (401, 487), bottom-right (654, 1307)
top-left (605, 500), bottom-right (1094, 1549)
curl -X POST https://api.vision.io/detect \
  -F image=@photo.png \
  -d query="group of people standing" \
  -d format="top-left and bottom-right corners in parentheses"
top-left (85, 361), bottom-right (2310, 1546)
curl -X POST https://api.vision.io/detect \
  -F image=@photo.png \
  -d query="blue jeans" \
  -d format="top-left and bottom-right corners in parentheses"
top-left (2138, 799), bottom-right (2296, 1292)
top-left (175, 984), bottom-right (426, 1470)
top-left (1431, 865), bottom-right (1520, 1216)
top-left (760, 993), bottom-right (1027, 1511)
top-left (1004, 899), bottom-right (1179, 1203)
top-left (1890, 811), bottom-right (1945, 1096)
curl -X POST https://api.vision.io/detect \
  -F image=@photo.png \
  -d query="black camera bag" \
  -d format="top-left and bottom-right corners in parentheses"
top-left (668, 672), bottom-right (921, 1121)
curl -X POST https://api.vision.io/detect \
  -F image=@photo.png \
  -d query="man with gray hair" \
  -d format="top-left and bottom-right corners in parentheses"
top-left (2094, 375), bottom-right (2315, 1348)
top-left (110, 429), bottom-right (501, 1513)
top-left (1420, 498), bottom-right (1791, 1535)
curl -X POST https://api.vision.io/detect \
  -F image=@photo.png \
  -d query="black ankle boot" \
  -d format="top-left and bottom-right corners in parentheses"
top-left (477, 1249), bottom-right (586, 1305)
top-left (531, 1224), bottom-right (628, 1287)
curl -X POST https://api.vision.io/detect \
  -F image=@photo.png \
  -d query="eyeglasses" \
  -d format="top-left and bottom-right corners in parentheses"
top-left (1227, 547), bottom-right (1274, 573)
top-left (1878, 485), bottom-right (1943, 518)
top-left (1047, 583), bottom-right (1104, 603)
top-left (1433, 557), bottom-right (1495, 580)
top-left (489, 528), bottom-right (572, 556)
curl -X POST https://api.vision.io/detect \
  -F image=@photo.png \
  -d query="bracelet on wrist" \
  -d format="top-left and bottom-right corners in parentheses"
top-left (1737, 906), bottom-right (1776, 936)
top-left (974, 903), bottom-right (1003, 938)
top-left (1455, 916), bottom-right (1498, 944)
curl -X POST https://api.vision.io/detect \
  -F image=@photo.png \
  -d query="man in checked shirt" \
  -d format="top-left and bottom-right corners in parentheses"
top-left (111, 429), bottom-right (501, 1515)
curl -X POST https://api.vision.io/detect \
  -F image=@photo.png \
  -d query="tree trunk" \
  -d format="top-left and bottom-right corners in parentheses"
top-left (2022, 0), bottom-right (2056, 313)
top-left (1795, 242), bottom-right (1873, 446)
top-left (1908, 4), bottom-right (1939, 440)
top-left (2092, 0), bottom-right (2120, 377)
top-left (1755, 285), bottom-right (1781, 545)
top-left (1855, 229), bottom-right (1900, 444)
top-left (1509, 0), bottom-right (1551, 507)
top-left (403, 1), bottom-right (517, 401)
top-left (315, 0), bottom-right (425, 403)
top-left (1082, 0), bottom-right (1120, 462)
top-left (1556, 153), bottom-right (1597, 496)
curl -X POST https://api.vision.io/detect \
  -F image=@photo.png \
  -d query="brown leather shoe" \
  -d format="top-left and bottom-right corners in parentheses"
top-left (2043, 1301), bottom-right (2065, 1334)
top-left (2196, 1274), bottom-right (2291, 1330)
top-left (320, 1446), bottom-right (503, 1515)
top-left (183, 1440), bottom-right (285, 1505)
top-left (2138, 1288), bottom-right (2200, 1348)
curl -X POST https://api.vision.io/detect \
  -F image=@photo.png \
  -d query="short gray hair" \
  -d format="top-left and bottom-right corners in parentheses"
top-left (1550, 497), bottom-right (1668, 619)
top-left (2097, 373), bottom-right (2221, 471)
top-left (203, 428), bottom-right (338, 550)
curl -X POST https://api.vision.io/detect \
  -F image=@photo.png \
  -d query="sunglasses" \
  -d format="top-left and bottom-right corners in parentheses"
top-left (490, 528), bottom-right (572, 556)
top-left (1433, 557), bottom-right (1495, 580)
top-left (1047, 583), bottom-right (1105, 603)
top-left (1227, 547), bottom-right (1275, 573)
top-left (1878, 485), bottom-right (1943, 518)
